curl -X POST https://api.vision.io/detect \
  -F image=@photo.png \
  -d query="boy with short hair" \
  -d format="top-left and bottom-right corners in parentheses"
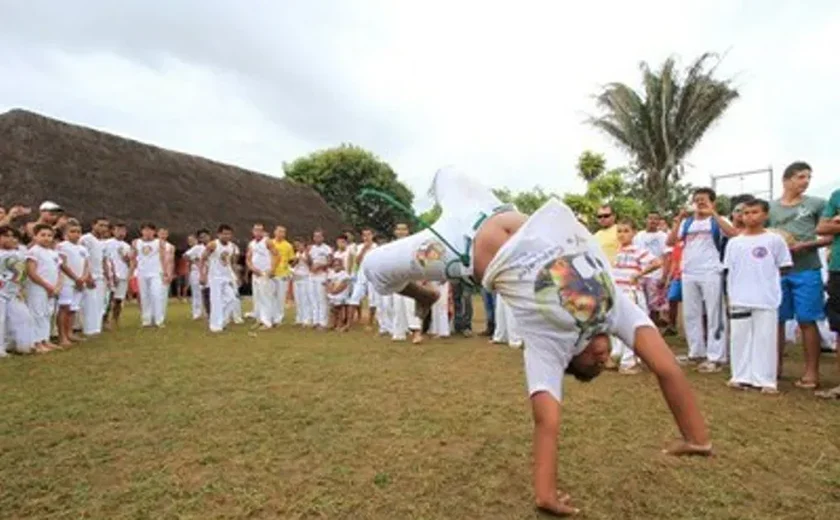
top-left (389, 222), bottom-right (423, 344)
top-left (307, 229), bottom-right (333, 329)
top-left (634, 211), bottom-right (669, 323)
top-left (0, 226), bottom-right (34, 356)
top-left (347, 227), bottom-right (379, 329)
top-left (326, 256), bottom-right (352, 331)
top-left (131, 223), bottom-right (167, 328)
top-left (104, 223), bottom-right (131, 328)
top-left (270, 225), bottom-right (295, 326)
top-left (183, 234), bottom-right (206, 320)
top-left (26, 224), bottom-right (63, 352)
top-left (291, 238), bottom-right (312, 326)
top-left (56, 220), bottom-right (89, 347)
top-left (80, 217), bottom-right (110, 336)
top-left (247, 223), bottom-right (275, 329)
top-left (200, 225), bottom-right (239, 333)
top-left (725, 199), bottom-right (793, 393)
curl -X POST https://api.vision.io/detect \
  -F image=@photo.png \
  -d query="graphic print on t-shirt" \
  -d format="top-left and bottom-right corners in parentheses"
top-left (533, 251), bottom-right (614, 330)
top-left (414, 240), bottom-right (446, 269)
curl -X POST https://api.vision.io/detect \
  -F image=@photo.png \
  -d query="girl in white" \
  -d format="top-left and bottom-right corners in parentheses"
top-left (56, 221), bottom-right (89, 347)
top-left (0, 227), bottom-right (34, 356)
top-left (491, 294), bottom-right (522, 348)
top-left (724, 200), bottom-right (793, 393)
top-left (183, 234), bottom-right (206, 320)
top-left (326, 257), bottom-right (352, 330)
top-left (131, 223), bottom-right (167, 327)
top-left (247, 224), bottom-right (275, 329)
top-left (291, 239), bottom-right (312, 326)
top-left (307, 230), bottom-right (333, 329)
top-left (26, 224), bottom-right (62, 352)
top-left (200, 225), bottom-right (238, 333)
top-left (428, 280), bottom-right (451, 338)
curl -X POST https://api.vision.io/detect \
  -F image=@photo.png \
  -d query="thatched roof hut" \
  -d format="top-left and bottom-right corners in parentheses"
top-left (0, 109), bottom-right (345, 246)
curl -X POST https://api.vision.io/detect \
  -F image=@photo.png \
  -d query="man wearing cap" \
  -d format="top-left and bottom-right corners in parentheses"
top-left (24, 201), bottom-right (63, 241)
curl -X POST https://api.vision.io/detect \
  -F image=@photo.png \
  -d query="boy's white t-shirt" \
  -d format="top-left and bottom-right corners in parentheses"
top-left (292, 251), bottom-right (310, 277)
top-left (0, 249), bottom-right (28, 300)
top-left (309, 244), bottom-right (333, 271)
top-left (633, 230), bottom-right (668, 278)
top-left (134, 239), bottom-right (163, 278)
top-left (27, 244), bottom-right (62, 287)
top-left (679, 217), bottom-right (723, 278)
top-left (80, 233), bottom-right (105, 279)
top-left (57, 241), bottom-right (89, 283)
top-left (106, 239), bottom-right (131, 280)
top-left (248, 238), bottom-right (273, 274)
top-left (333, 249), bottom-right (351, 272)
top-left (724, 231), bottom-right (793, 310)
top-left (208, 240), bottom-right (236, 281)
top-left (184, 244), bottom-right (206, 276)
top-left (327, 270), bottom-right (351, 301)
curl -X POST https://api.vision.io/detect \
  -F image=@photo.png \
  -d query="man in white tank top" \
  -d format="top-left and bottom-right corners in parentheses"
top-left (200, 224), bottom-right (238, 333)
top-left (131, 223), bottom-right (167, 327)
top-left (247, 223), bottom-right (276, 329)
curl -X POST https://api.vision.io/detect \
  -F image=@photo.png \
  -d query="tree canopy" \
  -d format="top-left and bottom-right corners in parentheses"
top-left (283, 145), bottom-right (414, 238)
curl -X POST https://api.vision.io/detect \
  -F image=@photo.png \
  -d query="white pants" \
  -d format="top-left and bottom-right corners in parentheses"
top-left (293, 276), bottom-right (312, 325)
top-left (309, 273), bottom-right (329, 327)
top-left (138, 276), bottom-right (165, 326)
top-left (272, 276), bottom-right (289, 325)
top-left (609, 288), bottom-right (647, 367)
top-left (1, 298), bottom-right (34, 353)
top-left (377, 293), bottom-right (393, 334)
top-left (492, 294), bottom-right (522, 347)
top-left (209, 277), bottom-right (237, 332)
top-left (159, 279), bottom-right (170, 323)
top-left (189, 271), bottom-right (204, 319)
top-left (730, 307), bottom-right (778, 389)
top-left (251, 275), bottom-right (274, 327)
top-left (391, 294), bottom-right (421, 340)
top-left (82, 278), bottom-right (107, 335)
top-left (430, 282), bottom-right (450, 337)
top-left (682, 274), bottom-right (728, 363)
top-left (27, 285), bottom-right (55, 343)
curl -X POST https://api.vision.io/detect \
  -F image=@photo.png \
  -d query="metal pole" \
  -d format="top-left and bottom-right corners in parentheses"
top-left (769, 165), bottom-right (774, 200)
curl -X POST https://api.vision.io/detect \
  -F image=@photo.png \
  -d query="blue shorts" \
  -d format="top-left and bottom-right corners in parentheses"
top-left (667, 280), bottom-right (682, 302)
top-left (779, 269), bottom-right (825, 323)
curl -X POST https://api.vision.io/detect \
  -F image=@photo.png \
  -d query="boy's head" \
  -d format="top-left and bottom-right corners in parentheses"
top-left (344, 230), bottom-right (355, 243)
top-left (252, 223), bottom-right (265, 240)
top-left (394, 222), bottom-right (409, 239)
top-left (65, 220), bottom-right (82, 243)
top-left (782, 161), bottom-right (811, 196)
top-left (293, 238), bottom-right (304, 251)
top-left (32, 223), bottom-right (54, 247)
top-left (692, 188), bottom-right (717, 216)
top-left (741, 198), bottom-right (770, 229)
top-left (91, 217), bottom-right (109, 237)
top-left (645, 211), bottom-right (660, 232)
top-left (331, 257), bottom-right (345, 271)
top-left (217, 224), bottom-right (233, 243)
top-left (141, 222), bottom-right (157, 240)
top-left (616, 219), bottom-right (636, 246)
top-left (312, 229), bottom-right (324, 244)
top-left (111, 223), bottom-right (127, 240)
top-left (196, 229), bottom-right (210, 244)
top-left (187, 234), bottom-right (197, 247)
top-left (274, 225), bottom-right (287, 241)
top-left (657, 218), bottom-right (669, 233)
top-left (361, 227), bottom-right (374, 243)
top-left (336, 236), bottom-right (347, 250)
top-left (157, 227), bottom-right (170, 241)
top-left (567, 334), bottom-right (610, 382)
top-left (0, 225), bottom-right (15, 249)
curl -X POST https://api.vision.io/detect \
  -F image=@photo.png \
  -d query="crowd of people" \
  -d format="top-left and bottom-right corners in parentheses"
top-left (1, 161), bottom-right (838, 400)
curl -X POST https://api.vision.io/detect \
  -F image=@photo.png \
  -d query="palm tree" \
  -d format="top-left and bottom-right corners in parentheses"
top-left (588, 53), bottom-right (739, 204)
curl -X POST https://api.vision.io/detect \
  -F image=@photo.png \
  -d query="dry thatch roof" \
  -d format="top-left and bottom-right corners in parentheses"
top-left (0, 109), bottom-right (345, 246)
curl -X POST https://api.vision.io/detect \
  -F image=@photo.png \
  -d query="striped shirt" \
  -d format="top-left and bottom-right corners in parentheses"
top-left (612, 244), bottom-right (655, 290)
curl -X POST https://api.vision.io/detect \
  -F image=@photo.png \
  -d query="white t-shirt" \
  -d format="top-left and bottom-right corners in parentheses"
top-left (292, 251), bottom-right (310, 277)
top-left (184, 244), bottom-right (206, 276)
top-left (57, 241), bottom-right (89, 282)
top-left (134, 239), bottom-right (163, 278)
top-left (333, 248), bottom-right (351, 272)
top-left (248, 238), bottom-right (273, 274)
top-left (724, 231), bottom-right (793, 310)
top-left (678, 217), bottom-right (723, 278)
top-left (633, 230), bottom-right (668, 278)
top-left (208, 240), bottom-right (236, 281)
top-left (27, 244), bottom-right (62, 288)
top-left (0, 249), bottom-right (28, 300)
top-left (309, 244), bottom-right (333, 271)
top-left (327, 270), bottom-right (352, 301)
top-left (105, 239), bottom-right (131, 280)
top-left (351, 242), bottom-right (377, 275)
top-left (80, 233), bottom-right (105, 278)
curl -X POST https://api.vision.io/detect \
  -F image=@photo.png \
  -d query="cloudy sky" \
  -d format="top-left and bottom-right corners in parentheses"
top-left (1, 0), bottom-right (838, 209)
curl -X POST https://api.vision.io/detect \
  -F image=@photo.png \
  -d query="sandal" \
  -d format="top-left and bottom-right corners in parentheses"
top-left (814, 385), bottom-right (840, 400)
top-left (794, 379), bottom-right (818, 390)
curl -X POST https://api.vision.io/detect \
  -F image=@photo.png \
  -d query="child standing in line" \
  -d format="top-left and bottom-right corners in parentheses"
top-left (26, 224), bottom-right (63, 353)
top-left (611, 219), bottom-right (662, 374)
top-left (724, 199), bottom-right (792, 394)
top-left (291, 239), bottom-right (312, 327)
top-left (56, 220), bottom-right (89, 347)
top-left (0, 226), bottom-right (34, 356)
top-left (326, 257), bottom-right (351, 331)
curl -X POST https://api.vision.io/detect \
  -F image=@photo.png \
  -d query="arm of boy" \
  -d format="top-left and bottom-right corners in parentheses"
top-left (26, 257), bottom-right (55, 296)
top-left (199, 241), bottom-right (215, 285)
top-left (666, 209), bottom-right (688, 247)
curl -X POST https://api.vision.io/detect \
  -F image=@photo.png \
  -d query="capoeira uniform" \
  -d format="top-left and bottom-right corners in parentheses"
top-left (56, 241), bottom-right (88, 312)
top-left (292, 252), bottom-right (312, 326)
top-left (105, 238), bottom-right (131, 303)
top-left (492, 294), bottom-right (522, 347)
top-left (724, 231), bottom-right (792, 390)
top-left (159, 241), bottom-right (175, 321)
top-left (348, 242), bottom-right (380, 316)
top-left (248, 237), bottom-right (274, 328)
top-left (308, 243), bottom-right (333, 328)
top-left (133, 238), bottom-right (166, 327)
top-left (363, 168), bottom-right (653, 401)
top-left (26, 244), bottom-right (62, 343)
top-left (0, 248), bottom-right (34, 355)
top-left (611, 244), bottom-right (655, 369)
top-left (429, 281), bottom-right (451, 338)
top-left (208, 240), bottom-right (238, 332)
top-left (79, 233), bottom-right (106, 335)
top-left (183, 243), bottom-right (206, 319)
top-left (326, 269), bottom-right (351, 307)
top-left (391, 292), bottom-right (421, 341)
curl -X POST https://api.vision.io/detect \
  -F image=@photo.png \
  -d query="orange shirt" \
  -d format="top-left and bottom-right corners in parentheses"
top-left (669, 242), bottom-right (683, 280)
top-left (176, 256), bottom-right (190, 276)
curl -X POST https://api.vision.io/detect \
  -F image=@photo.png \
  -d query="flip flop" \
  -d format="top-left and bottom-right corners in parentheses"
top-left (814, 385), bottom-right (840, 400)
top-left (794, 379), bottom-right (818, 390)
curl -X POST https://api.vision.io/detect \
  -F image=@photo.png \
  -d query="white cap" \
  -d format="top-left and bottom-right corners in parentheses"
top-left (39, 201), bottom-right (63, 212)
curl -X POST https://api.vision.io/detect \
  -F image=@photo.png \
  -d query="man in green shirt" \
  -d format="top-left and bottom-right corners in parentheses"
top-left (816, 188), bottom-right (840, 399)
top-left (768, 161), bottom-right (831, 389)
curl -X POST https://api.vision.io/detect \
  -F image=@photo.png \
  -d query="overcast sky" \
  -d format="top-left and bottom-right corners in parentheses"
top-left (1, 0), bottom-right (838, 209)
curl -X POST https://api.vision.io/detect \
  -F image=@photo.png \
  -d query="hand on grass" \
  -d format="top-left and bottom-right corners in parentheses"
top-left (662, 439), bottom-right (713, 457)
top-left (536, 493), bottom-right (579, 517)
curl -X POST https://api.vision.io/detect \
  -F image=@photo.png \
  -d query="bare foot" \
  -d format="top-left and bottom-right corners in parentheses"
top-left (58, 340), bottom-right (72, 348)
top-left (412, 332), bottom-right (424, 344)
top-left (69, 335), bottom-right (86, 342)
top-left (536, 494), bottom-right (579, 517)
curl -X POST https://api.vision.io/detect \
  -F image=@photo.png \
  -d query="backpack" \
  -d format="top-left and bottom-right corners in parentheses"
top-left (681, 216), bottom-right (728, 261)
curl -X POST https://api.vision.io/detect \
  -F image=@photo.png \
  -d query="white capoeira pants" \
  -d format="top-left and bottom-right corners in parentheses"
top-left (82, 277), bottom-right (107, 335)
top-left (138, 276), bottom-right (165, 326)
top-left (272, 276), bottom-right (290, 326)
top-left (189, 271), bottom-right (204, 319)
top-left (251, 275), bottom-right (274, 327)
top-left (158, 279), bottom-right (170, 324)
top-left (610, 287), bottom-right (647, 368)
top-left (209, 277), bottom-right (237, 332)
top-left (309, 273), bottom-right (329, 327)
top-left (1, 297), bottom-right (34, 353)
top-left (391, 294), bottom-right (421, 340)
top-left (730, 307), bottom-right (778, 389)
top-left (682, 274), bottom-right (728, 363)
top-left (293, 276), bottom-right (312, 325)
top-left (492, 294), bottom-right (522, 347)
top-left (377, 293), bottom-right (393, 335)
top-left (429, 281), bottom-right (450, 338)
top-left (26, 285), bottom-right (55, 343)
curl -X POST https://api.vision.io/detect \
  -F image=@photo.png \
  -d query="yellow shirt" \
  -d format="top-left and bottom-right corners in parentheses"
top-left (270, 239), bottom-right (295, 277)
top-left (594, 225), bottom-right (619, 264)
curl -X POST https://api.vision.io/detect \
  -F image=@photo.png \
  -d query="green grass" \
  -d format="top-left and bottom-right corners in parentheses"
top-left (1, 300), bottom-right (839, 519)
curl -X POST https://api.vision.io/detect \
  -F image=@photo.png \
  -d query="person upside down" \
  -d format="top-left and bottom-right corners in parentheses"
top-left (360, 167), bottom-right (712, 517)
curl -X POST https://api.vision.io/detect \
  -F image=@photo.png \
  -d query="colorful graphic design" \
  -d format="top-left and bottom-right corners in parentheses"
top-left (141, 245), bottom-right (152, 256)
top-left (534, 251), bottom-right (614, 330)
top-left (414, 240), bottom-right (446, 268)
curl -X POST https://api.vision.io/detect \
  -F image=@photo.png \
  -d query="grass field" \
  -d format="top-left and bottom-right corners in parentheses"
top-left (1, 300), bottom-right (839, 519)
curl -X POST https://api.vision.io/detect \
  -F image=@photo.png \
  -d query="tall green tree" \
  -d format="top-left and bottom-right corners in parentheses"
top-left (588, 53), bottom-right (739, 204)
top-left (283, 145), bottom-right (413, 237)
top-left (492, 187), bottom-right (554, 215)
